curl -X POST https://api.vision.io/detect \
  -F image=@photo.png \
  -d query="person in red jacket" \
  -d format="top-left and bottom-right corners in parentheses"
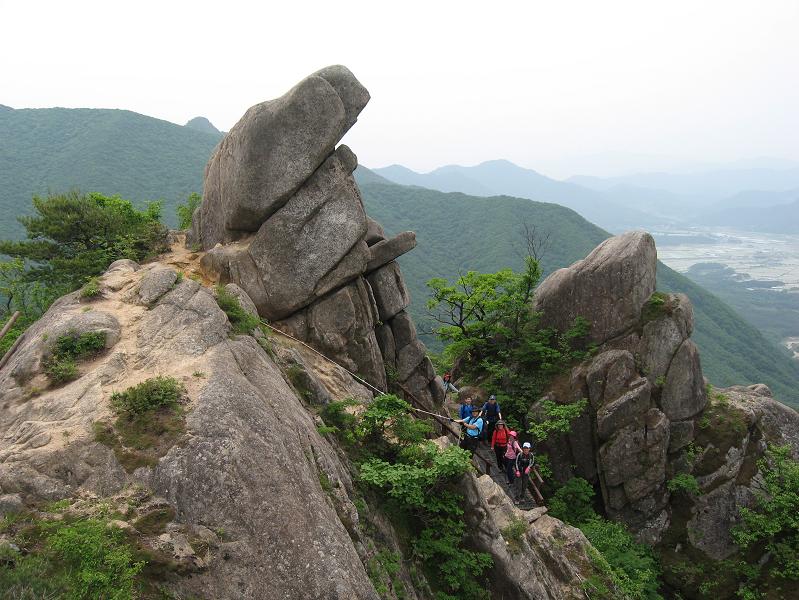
top-left (490, 420), bottom-right (510, 470)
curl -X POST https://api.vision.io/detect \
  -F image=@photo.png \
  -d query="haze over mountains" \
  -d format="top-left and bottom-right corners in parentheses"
top-left (1, 104), bottom-right (798, 405)
top-left (374, 161), bottom-right (799, 234)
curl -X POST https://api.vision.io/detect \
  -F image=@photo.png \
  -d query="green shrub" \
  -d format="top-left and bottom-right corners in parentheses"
top-left (547, 477), bottom-right (663, 600)
top-left (412, 518), bottom-right (492, 599)
top-left (0, 515), bottom-right (144, 600)
top-left (110, 376), bottom-right (184, 416)
top-left (96, 377), bottom-right (186, 473)
top-left (581, 519), bottom-right (662, 600)
top-left (44, 330), bottom-right (106, 385)
top-left (667, 473), bottom-right (700, 496)
top-left (641, 291), bottom-right (670, 324)
top-left (368, 550), bottom-right (406, 599)
top-left (500, 516), bottom-right (528, 554)
top-left (528, 398), bottom-right (588, 443)
top-left (79, 276), bottom-right (101, 299)
top-left (733, 445), bottom-right (799, 582)
top-left (214, 285), bottom-right (261, 334)
top-left (44, 356), bottom-right (79, 385)
top-left (320, 399), bottom-right (360, 445)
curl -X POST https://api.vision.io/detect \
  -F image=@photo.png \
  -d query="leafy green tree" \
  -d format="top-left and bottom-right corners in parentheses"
top-left (176, 192), bottom-right (202, 230)
top-left (426, 257), bottom-right (591, 430)
top-left (0, 191), bottom-right (168, 292)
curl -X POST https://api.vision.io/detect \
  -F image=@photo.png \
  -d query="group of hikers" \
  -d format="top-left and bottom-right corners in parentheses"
top-left (442, 375), bottom-right (537, 505)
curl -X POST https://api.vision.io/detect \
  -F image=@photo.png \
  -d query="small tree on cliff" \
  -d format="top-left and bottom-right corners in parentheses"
top-left (426, 256), bottom-right (590, 430)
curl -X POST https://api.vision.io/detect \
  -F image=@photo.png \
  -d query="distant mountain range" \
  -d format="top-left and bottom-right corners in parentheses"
top-left (374, 160), bottom-right (799, 234)
top-left (373, 160), bottom-right (661, 232)
top-left (0, 105), bottom-right (796, 404)
top-left (570, 167), bottom-right (799, 199)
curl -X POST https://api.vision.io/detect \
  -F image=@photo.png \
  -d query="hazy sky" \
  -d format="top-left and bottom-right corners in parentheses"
top-left (2, 0), bottom-right (798, 177)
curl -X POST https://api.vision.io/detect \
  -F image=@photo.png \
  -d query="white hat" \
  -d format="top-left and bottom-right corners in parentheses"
top-left (522, 442), bottom-right (531, 449)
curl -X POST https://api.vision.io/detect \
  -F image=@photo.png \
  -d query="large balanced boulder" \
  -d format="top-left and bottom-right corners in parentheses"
top-left (191, 65), bottom-right (369, 249)
top-left (533, 231), bottom-right (657, 345)
top-left (191, 66), bottom-right (435, 403)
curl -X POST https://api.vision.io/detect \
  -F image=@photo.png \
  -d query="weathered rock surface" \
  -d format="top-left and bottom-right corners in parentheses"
top-left (637, 293), bottom-right (693, 383)
top-left (0, 259), bottom-right (381, 599)
top-left (247, 146), bottom-right (368, 320)
top-left (461, 472), bottom-right (614, 599)
top-left (660, 340), bottom-right (707, 420)
top-left (533, 231), bottom-right (657, 345)
top-left (367, 261), bottom-right (411, 322)
top-left (366, 231), bottom-right (417, 272)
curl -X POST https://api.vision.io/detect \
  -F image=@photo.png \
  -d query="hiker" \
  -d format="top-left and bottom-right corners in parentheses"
top-left (458, 396), bottom-right (473, 421)
top-left (490, 420), bottom-right (510, 470)
top-left (503, 430), bottom-right (522, 485)
top-left (480, 395), bottom-right (502, 441)
top-left (442, 372), bottom-right (459, 396)
top-left (455, 406), bottom-right (483, 456)
top-left (513, 442), bottom-right (535, 504)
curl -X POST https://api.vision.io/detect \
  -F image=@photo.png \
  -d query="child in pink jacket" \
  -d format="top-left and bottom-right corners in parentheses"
top-left (503, 430), bottom-right (522, 485)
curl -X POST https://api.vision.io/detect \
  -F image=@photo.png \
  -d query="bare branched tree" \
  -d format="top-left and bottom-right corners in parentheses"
top-left (515, 221), bottom-right (552, 264)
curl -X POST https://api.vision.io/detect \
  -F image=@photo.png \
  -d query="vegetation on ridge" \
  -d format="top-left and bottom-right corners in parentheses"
top-left (320, 394), bottom-right (493, 599)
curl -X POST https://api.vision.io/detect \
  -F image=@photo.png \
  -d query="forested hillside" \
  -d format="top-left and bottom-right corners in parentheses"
top-left (358, 180), bottom-right (799, 406)
top-left (0, 107), bottom-right (221, 239)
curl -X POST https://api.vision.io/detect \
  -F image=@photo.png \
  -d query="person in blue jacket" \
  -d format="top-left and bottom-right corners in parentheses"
top-left (455, 405), bottom-right (483, 456)
top-left (458, 395), bottom-right (474, 421)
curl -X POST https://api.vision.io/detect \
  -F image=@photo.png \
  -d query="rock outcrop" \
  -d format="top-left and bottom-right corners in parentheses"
top-left (531, 230), bottom-right (799, 596)
top-left (191, 66), bottom-right (437, 412)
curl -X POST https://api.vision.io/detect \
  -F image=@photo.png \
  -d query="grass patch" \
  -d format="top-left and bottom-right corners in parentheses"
top-left (132, 506), bottom-right (176, 535)
top-left (214, 285), bottom-right (261, 335)
top-left (500, 516), bottom-right (528, 554)
top-left (94, 377), bottom-right (187, 473)
top-left (44, 330), bottom-right (106, 385)
top-left (79, 276), bottom-right (101, 299)
top-left (640, 291), bottom-right (673, 325)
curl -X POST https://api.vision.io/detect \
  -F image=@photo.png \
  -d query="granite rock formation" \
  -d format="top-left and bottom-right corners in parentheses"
top-left (530, 230), bottom-right (799, 596)
top-left (191, 66), bottom-right (436, 410)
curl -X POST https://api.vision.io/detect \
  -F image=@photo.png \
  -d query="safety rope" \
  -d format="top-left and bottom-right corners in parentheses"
top-left (259, 320), bottom-right (388, 397)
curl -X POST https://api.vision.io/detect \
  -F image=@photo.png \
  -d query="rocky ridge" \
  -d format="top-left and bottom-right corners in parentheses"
top-left (0, 66), bottom-right (611, 599)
